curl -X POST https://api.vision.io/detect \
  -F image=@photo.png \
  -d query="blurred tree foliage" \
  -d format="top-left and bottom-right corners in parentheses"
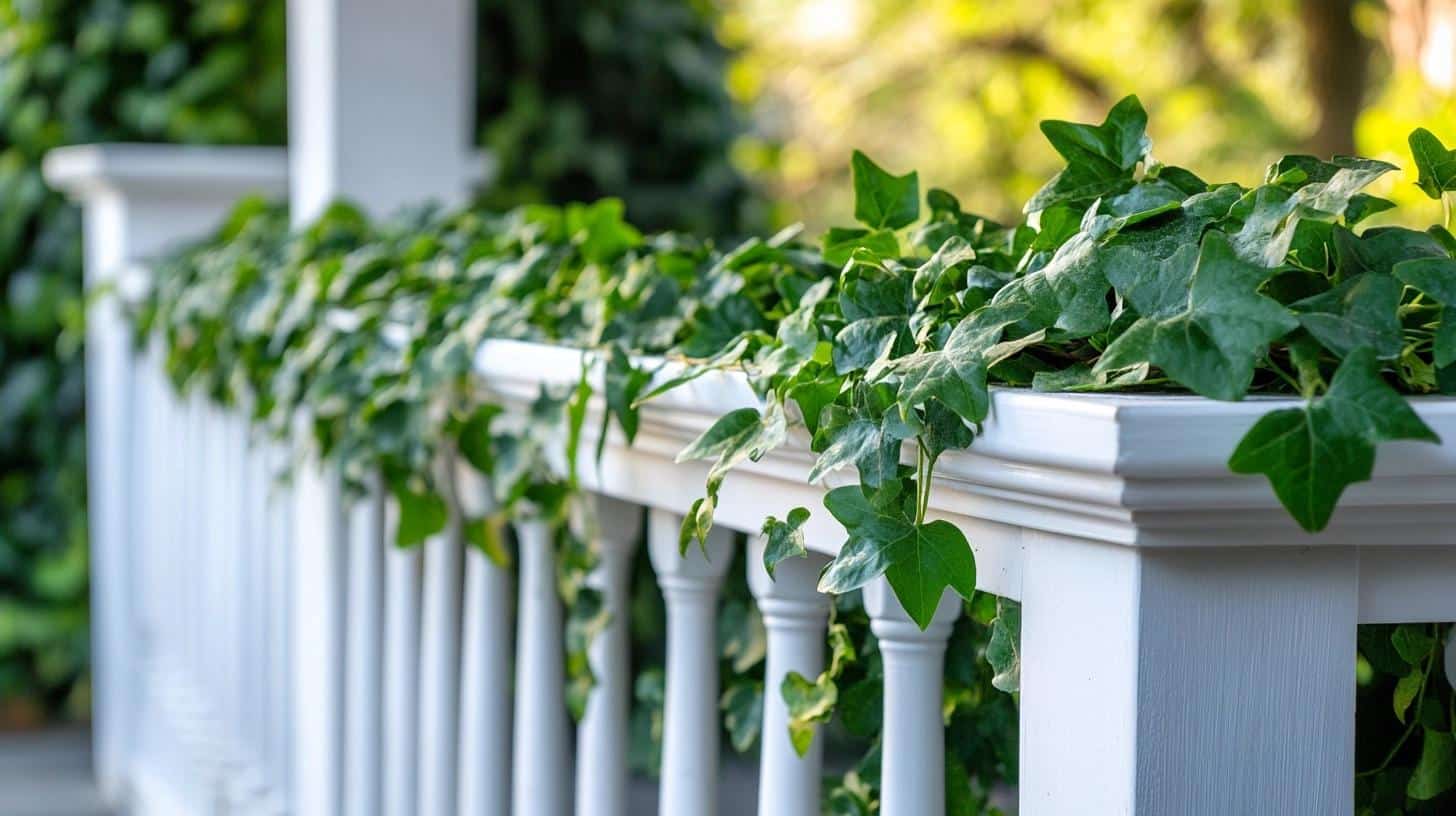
top-left (726, 0), bottom-right (1456, 229)
top-left (0, 0), bottom-right (750, 724)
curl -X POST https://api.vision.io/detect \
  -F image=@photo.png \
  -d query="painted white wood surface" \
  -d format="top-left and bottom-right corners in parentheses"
top-left (43, 143), bottom-right (287, 809)
top-left (285, 0), bottom-right (477, 221)
top-left (575, 496), bottom-right (644, 816)
top-left (455, 463), bottom-right (512, 816)
top-left (513, 518), bottom-right (572, 816)
top-left (417, 461), bottom-right (465, 816)
top-left (747, 540), bottom-right (832, 816)
top-left (648, 510), bottom-right (735, 816)
top-left (344, 478), bottom-right (385, 816)
top-left (864, 580), bottom-right (960, 816)
top-left (381, 497), bottom-right (422, 816)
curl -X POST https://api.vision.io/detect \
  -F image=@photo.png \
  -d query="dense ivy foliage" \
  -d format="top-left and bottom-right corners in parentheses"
top-left (140, 99), bottom-right (1456, 811)
top-left (0, 0), bottom-right (287, 723)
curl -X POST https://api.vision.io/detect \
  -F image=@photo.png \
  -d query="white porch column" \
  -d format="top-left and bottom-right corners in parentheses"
top-left (42, 145), bottom-right (287, 805)
top-left (286, 1), bottom-right (477, 813)
top-left (513, 518), bottom-right (571, 816)
top-left (1017, 533), bottom-right (1359, 815)
top-left (456, 464), bottom-right (512, 816)
top-left (286, 0), bottom-right (477, 220)
top-left (747, 542), bottom-right (832, 816)
top-left (647, 510), bottom-right (735, 816)
top-left (575, 496), bottom-right (644, 816)
top-left (865, 579), bottom-right (961, 816)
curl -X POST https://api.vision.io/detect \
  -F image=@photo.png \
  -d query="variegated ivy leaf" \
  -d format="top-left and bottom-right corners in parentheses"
top-left (761, 507), bottom-right (811, 578)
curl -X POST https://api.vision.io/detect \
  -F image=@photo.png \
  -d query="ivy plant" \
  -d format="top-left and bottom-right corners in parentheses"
top-left (137, 97), bottom-right (1456, 811)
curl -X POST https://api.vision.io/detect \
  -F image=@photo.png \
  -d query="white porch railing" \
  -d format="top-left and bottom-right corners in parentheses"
top-left (46, 142), bottom-right (1456, 816)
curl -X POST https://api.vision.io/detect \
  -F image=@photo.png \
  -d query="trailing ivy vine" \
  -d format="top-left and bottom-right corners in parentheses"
top-left (139, 98), bottom-right (1456, 811)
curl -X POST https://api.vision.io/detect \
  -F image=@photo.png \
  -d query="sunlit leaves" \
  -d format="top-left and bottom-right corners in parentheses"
top-left (1410, 128), bottom-right (1456, 201)
top-left (851, 150), bottom-right (919, 231)
top-left (1026, 95), bottom-right (1150, 213)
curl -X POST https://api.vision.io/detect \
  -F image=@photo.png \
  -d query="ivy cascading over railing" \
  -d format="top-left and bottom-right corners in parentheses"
top-left (138, 97), bottom-right (1456, 810)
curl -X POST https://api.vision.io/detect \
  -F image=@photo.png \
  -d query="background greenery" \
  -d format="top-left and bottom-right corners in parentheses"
top-left (0, 0), bottom-right (748, 724)
top-left (726, 0), bottom-right (1456, 230)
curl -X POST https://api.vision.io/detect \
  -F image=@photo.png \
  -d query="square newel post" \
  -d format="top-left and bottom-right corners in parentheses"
top-left (1018, 535), bottom-right (1359, 814)
top-left (970, 389), bottom-right (1456, 816)
top-left (43, 145), bottom-right (287, 805)
top-left (284, 2), bottom-right (478, 814)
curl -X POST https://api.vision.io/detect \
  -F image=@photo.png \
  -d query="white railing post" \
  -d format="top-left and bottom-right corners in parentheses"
top-left (456, 463), bottom-right (512, 816)
top-left (1017, 533), bottom-right (1359, 815)
top-left (285, 1), bottom-right (478, 811)
top-left (42, 145), bottom-right (287, 805)
top-left (747, 541), bottom-right (832, 816)
top-left (865, 578), bottom-right (960, 816)
top-left (575, 496), bottom-right (644, 816)
top-left (647, 510), bottom-right (735, 816)
top-left (513, 517), bottom-right (572, 816)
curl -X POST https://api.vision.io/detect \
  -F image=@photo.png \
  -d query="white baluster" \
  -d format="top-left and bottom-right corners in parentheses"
top-left (382, 496), bottom-right (421, 816)
top-left (292, 449), bottom-right (350, 816)
top-left (419, 457), bottom-right (465, 816)
top-left (345, 475), bottom-right (386, 816)
top-left (267, 440), bottom-right (295, 812)
top-left (647, 510), bottom-right (735, 816)
top-left (575, 496), bottom-right (644, 816)
top-left (864, 578), bottom-right (961, 816)
top-left (456, 463), bottom-right (512, 816)
top-left (513, 518), bottom-right (571, 816)
top-left (748, 541), bottom-right (832, 816)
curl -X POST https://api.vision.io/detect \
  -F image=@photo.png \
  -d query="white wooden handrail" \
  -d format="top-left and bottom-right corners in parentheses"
top-left (50, 141), bottom-right (1456, 816)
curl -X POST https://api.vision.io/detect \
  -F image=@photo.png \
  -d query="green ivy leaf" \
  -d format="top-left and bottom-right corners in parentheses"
top-left (720, 680), bottom-right (763, 753)
top-left (1394, 669), bottom-right (1422, 724)
top-left (1292, 273), bottom-right (1404, 360)
top-left (390, 477), bottom-right (448, 548)
top-left (1392, 623), bottom-right (1438, 665)
top-left (1407, 728), bottom-right (1456, 800)
top-left (851, 150), bottom-right (919, 231)
top-left (883, 520), bottom-right (977, 630)
top-left (1026, 94), bottom-right (1150, 213)
top-left (761, 507), bottom-right (811, 578)
top-left (817, 484), bottom-right (913, 594)
top-left (1410, 127), bottom-right (1456, 200)
top-left (986, 597), bottom-right (1022, 694)
top-left (1395, 257), bottom-right (1456, 366)
top-left (782, 669), bottom-right (838, 757)
top-left (1229, 348), bottom-right (1439, 531)
top-left (1102, 230), bottom-right (1297, 400)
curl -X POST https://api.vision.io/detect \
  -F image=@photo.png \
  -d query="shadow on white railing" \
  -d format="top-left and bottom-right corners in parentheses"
top-left (48, 143), bottom-right (1456, 816)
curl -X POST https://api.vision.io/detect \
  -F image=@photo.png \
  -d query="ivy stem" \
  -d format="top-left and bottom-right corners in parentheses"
top-left (914, 440), bottom-right (930, 526)
top-left (1444, 193), bottom-right (1453, 233)
top-left (1356, 639), bottom-right (1436, 778)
